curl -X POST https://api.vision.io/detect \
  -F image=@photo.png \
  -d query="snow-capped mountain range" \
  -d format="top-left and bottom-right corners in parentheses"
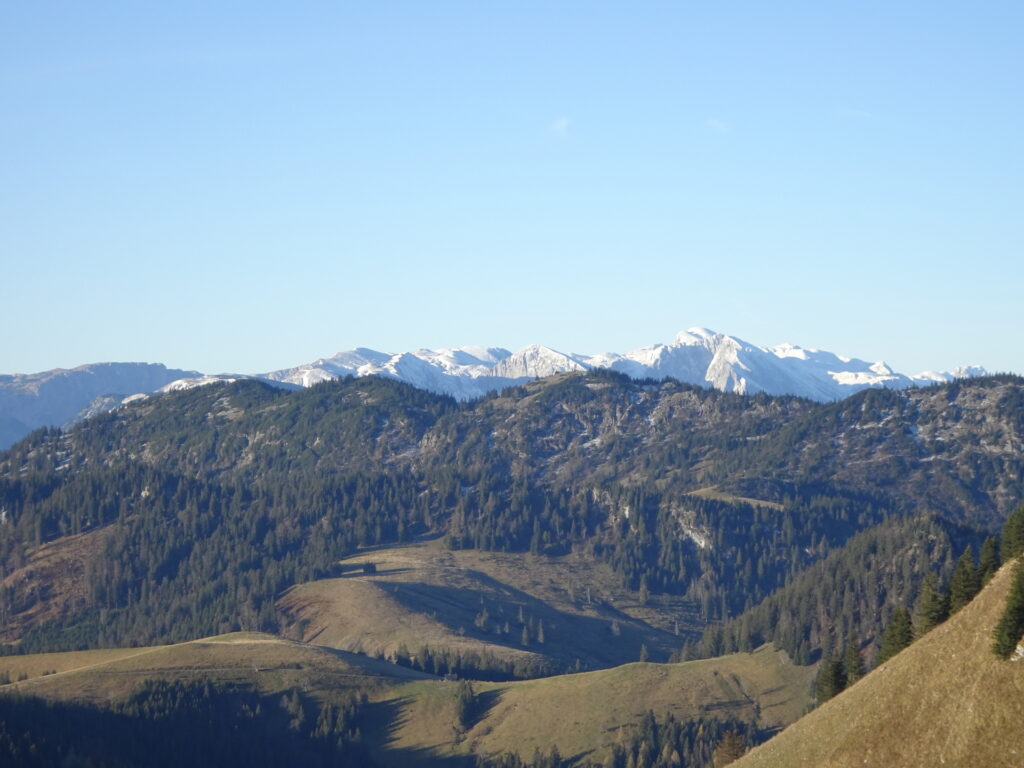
top-left (252, 327), bottom-right (984, 402)
top-left (0, 328), bottom-right (987, 449)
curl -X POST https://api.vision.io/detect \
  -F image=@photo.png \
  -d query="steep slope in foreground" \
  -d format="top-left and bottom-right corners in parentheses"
top-left (734, 562), bottom-right (1024, 768)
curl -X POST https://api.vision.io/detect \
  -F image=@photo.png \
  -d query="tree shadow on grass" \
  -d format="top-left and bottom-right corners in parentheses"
top-left (365, 694), bottom-right (479, 768)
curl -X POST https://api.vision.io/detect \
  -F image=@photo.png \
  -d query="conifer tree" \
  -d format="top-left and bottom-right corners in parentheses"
top-left (1002, 505), bottom-right (1024, 562)
top-left (978, 536), bottom-right (1000, 585)
top-left (912, 572), bottom-right (949, 636)
top-left (815, 652), bottom-right (846, 703)
top-left (453, 680), bottom-right (476, 731)
top-left (877, 606), bottom-right (913, 664)
top-left (948, 546), bottom-right (980, 613)
top-left (992, 559), bottom-right (1024, 659)
top-left (843, 629), bottom-right (864, 685)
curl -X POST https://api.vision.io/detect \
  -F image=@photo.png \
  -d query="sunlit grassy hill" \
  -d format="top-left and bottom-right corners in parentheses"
top-left (448, 645), bottom-right (812, 765)
top-left (1, 632), bottom-right (427, 705)
top-left (734, 562), bottom-right (1024, 768)
top-left (279, 540), bottom-right (696, 673)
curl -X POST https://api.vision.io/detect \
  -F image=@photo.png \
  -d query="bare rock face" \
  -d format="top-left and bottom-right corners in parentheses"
top-left (1011, 640), bottom-right (1024, 662)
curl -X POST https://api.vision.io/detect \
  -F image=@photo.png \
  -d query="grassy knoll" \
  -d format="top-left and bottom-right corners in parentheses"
top-left (2, 632), bottom-right (429, 706)
top-left (378, 644), bottom-right (813, 766)
top-left (279, 540), bottom-right (696, 670)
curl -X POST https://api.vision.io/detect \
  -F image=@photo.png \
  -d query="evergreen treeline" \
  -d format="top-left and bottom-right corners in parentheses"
top-left (683, 515), bottom-right (983, 665)
top-left (477, 711), bottom-right (757, 768)
top-left (0, 679), bottom-right (372, 767)
top-left (2, 466), bottom-right (447, 651)
top-left (601, 711), bottom-right (757, 768)
top-left (811, 529), bottom-right (1003, 702)
top-left (384, 643), bottom-right (556, 681)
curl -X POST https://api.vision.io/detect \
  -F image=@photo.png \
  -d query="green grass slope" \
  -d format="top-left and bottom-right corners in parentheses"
top-left (733, 562), bottom-right (1024, 768)
top-left (379, 644), bottom-right (813, 766)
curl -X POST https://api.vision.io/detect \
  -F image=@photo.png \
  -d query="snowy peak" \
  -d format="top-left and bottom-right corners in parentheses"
top-left (492, 345), bottom-right (588, 379)
top-left (673, 327), bottom-right (721, 347)
top-left (158, 375), bottom-right (243, 393)
top-left (913, 365), bottom-right (988, 384)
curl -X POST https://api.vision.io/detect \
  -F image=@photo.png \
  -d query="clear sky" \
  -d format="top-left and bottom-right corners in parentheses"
top-left (2, 2), bottom-right (1022, 376)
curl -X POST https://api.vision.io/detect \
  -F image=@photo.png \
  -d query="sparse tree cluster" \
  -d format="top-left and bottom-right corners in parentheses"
top-left (600, 711), bottom-right (756, 768)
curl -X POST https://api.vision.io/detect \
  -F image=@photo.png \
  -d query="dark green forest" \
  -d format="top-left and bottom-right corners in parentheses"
top-left (2, 372), bottom-right (1023, 666)
top-left (0, 679), bottom-right (372, 767)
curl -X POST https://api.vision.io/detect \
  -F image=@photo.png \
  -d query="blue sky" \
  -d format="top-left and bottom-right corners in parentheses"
top-left (2, 2), bottom-right (1022, 376)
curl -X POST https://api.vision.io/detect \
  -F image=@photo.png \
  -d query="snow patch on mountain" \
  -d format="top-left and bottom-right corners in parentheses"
top-left (492, 345), bottom-right (588, 379)
top-left (158, 375), bottom-right (243, 393)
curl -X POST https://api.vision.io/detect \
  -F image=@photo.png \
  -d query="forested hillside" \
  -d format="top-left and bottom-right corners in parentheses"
top-left (1, 371), bottom-right (1022, 660)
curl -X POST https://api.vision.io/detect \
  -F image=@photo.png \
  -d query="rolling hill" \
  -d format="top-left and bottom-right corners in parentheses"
top-left (278, 540), bottom-right (697, 675)
top-left (0, 632), bottom-right (813, 766)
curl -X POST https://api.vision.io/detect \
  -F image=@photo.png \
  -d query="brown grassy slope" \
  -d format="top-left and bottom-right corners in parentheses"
top-left (0, 527), bottom-right (111, 643)
top-left (1, 632), bottom-right (430, 705)
top-left (733, 562), bottom-right (1024, 768)
top-left (0, 646), bottom-right (160, 682)
top-left (279, 541), bottom-right (695, 669)
top-left (379, 645), bottom-right (814, 766)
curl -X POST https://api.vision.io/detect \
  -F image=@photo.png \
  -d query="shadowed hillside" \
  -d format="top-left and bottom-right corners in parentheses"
top-left (0, 632), bottom-right (813, 767)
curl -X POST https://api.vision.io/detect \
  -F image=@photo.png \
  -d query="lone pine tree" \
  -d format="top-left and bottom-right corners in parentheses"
top-left (815, 652), bottom-right (847, 703)
top-left (978, 536), bottom-right (1001, 585)
top-left (992, 559), bottom-right (1024, 659)
top-left (843, 629), bottom-right (864, 684)
top-left (948, 546), bottom-right (980, 614)
top-left (913, 571), bottom-right (949, 636)
top-left (877, 606), bottom-right (913, 664)
top-left (1002, 504), bottom-right (1024, 562)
